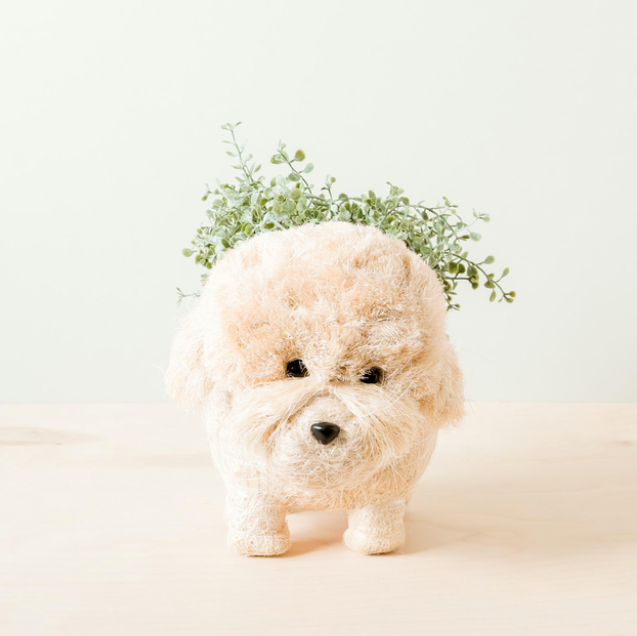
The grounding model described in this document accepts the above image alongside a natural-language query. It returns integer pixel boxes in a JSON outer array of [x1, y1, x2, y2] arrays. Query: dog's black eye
[[286, 359, 309, 378], [360, 367, 384, 384]]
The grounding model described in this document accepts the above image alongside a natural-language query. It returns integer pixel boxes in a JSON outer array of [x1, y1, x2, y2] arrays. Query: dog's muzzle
[[311, 422, 340, 445]]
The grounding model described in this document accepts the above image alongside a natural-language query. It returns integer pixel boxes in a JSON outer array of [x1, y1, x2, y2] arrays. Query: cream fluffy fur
[[166, 222, 464, 556]]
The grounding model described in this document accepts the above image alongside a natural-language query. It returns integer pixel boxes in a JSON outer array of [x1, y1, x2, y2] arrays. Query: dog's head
[[166, 222, 464, 489]]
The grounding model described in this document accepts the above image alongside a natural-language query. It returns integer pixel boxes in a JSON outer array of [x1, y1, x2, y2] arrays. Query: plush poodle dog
[[166, 222, 464, 555]]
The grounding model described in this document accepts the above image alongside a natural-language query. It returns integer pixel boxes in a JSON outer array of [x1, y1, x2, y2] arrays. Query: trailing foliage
[[179, 123, 515, 310]]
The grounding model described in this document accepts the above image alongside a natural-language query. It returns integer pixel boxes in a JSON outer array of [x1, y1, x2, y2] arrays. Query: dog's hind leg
[[225, 488, 290, 556], [343, 498, 406, 555]]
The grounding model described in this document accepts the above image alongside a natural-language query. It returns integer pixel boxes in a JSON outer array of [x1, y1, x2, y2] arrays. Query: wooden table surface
[[1, 403, 636, 635]]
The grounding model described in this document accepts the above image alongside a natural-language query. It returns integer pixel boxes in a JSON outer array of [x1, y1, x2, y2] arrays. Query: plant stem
[[230, 128, 255, 186], [285, 160, 313, 195], [453, 254, 508, 298]]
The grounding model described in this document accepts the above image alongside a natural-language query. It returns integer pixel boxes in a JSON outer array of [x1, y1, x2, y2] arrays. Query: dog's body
[[167, 222, 464, 555]]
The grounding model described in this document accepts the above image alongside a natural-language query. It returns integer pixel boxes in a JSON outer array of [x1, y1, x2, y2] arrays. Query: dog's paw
[[343, 527, 405, 555], [229, 530, 291, 557]]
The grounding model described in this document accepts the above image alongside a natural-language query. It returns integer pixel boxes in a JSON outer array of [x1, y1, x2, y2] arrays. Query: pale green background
[[1, 0, 635, 402]]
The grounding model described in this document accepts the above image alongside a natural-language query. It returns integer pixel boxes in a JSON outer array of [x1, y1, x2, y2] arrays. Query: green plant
[[179, 122, 515, 310]]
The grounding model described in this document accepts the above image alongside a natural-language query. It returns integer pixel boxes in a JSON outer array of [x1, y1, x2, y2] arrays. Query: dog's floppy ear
[[425, 341, 465, 428], [165, 313, 212, 413]]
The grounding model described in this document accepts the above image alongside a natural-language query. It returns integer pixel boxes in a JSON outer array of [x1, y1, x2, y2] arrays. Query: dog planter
[[166, 222, 464, 555]]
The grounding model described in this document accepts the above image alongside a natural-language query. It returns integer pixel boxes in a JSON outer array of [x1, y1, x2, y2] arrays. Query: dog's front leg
[[225, 489, 290, 556], [344, 499, 406, 554]]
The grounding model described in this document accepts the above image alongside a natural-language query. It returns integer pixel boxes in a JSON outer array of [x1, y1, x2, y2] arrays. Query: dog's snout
[[311, 422, 340, 445]]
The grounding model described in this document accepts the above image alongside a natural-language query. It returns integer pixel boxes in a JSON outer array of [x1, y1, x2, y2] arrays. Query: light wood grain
[[1, 403, 636, 635]]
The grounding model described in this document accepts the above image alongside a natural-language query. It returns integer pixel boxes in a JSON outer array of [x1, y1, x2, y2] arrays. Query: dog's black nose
[[311, 422, 340, 445]]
